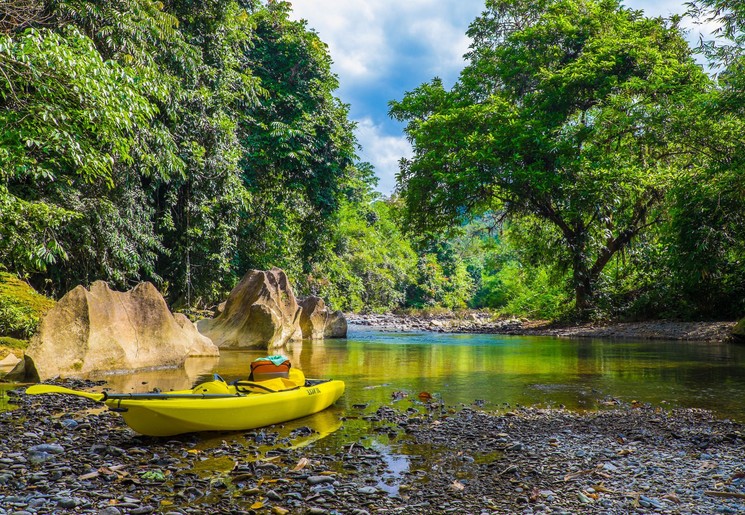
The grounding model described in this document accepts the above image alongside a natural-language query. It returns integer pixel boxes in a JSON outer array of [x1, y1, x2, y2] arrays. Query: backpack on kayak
[[249, 355, 291, 381]]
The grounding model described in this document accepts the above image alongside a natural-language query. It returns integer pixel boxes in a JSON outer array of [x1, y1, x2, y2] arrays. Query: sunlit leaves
[[391, 0, 712, 315], [0, 26, 156, 273]]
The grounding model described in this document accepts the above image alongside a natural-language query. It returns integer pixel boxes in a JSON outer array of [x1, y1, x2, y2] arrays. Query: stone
[[299, 296, 329, 340], [0, 353, 21, 368], [733, 317, 745, 342], [324, 310, 347, 339], [197, 268, 302, 349], [15, 281, 219, 381]]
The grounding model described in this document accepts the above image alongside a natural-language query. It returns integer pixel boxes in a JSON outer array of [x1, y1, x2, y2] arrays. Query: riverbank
[[347, 313, 738, 342], [1, 381, 744, 514]]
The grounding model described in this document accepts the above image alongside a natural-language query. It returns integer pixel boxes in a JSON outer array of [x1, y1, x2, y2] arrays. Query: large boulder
[[299, 296, 329, 340], [197, 268, 302, 349], [324, 310, 348, 339], [17, 281, 219, 381], [734, 317, 745, 342]]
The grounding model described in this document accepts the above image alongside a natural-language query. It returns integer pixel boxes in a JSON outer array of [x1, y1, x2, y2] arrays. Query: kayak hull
[[105, 380, 345, 436]]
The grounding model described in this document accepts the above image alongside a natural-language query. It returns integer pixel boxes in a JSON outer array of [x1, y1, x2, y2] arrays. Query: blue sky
[[289, 1, 716, 195]]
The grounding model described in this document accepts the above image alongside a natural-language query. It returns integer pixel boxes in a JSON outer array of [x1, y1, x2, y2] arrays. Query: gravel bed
[[1, 381, 744, 514], [347, 314, 737, 342]]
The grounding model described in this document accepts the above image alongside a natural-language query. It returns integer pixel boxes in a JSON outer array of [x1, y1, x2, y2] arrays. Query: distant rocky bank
[[347, 313, 738, 343]]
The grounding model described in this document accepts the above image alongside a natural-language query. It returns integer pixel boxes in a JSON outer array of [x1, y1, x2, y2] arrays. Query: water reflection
[[86, 356, 220, 392], [12, 328, 745, 421]]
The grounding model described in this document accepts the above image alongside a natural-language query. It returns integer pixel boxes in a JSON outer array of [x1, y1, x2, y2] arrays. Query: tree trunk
[[570, 233, 593, 317], [573, 267, 593, 316]]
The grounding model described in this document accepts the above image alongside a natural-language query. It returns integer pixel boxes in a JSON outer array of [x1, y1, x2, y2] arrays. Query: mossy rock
[[734, 318, 745, 342], [0, 272, 55, 339]]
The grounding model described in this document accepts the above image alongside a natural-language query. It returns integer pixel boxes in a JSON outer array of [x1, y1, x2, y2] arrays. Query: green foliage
[[0, 272, 55, 338], [0, 336, 27, 350], [390, 0, 712, 317], [304, 200, 418, 312], [0, 26, 157, 275], [236, 1, 358, 277], [406, 248, 475, 309]]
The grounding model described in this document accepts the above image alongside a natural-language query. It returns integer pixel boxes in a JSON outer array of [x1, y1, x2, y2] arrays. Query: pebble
[[1, 380, 744, 515], [307, 476, 335, 485]]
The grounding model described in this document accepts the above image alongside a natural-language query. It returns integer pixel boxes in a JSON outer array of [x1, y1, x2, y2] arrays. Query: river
[[3, 327, 745, 422]]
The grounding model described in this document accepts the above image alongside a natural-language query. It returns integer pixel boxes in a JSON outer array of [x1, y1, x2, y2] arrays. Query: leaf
[[662, 492, 681, 504], [529, 487, 540, 503], [291, 458, 309, 472], [250, 501, 264, 509], [450, 480, 465, 491]]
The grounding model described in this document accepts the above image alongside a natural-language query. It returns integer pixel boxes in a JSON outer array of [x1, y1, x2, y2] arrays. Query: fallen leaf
[[529, 487, 540, 503], [418, 391, 433, 401], [250, 501, 264, 509], [451, 480, 465, 491], [292, 458, 309, 472]]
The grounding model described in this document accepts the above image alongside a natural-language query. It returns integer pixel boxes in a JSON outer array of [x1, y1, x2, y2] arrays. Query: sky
[[288, 1, 717, 196]]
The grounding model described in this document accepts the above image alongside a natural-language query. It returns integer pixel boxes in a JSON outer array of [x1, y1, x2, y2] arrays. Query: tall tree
[[0, 25, 158, 279], [390, 0, 712, 315], [236, 1, 358, 277]]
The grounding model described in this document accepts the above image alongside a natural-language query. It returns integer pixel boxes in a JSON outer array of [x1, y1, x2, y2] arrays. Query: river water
[[4, 327, 745, 422]]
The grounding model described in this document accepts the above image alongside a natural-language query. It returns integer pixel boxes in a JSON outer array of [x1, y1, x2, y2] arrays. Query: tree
[[390, 0, 712, 315], [655, 0, 745, 317], [236, 1, 359, 277], [0, 26, 157, 277]]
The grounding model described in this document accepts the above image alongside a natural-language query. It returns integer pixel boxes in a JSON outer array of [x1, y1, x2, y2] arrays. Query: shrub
[[0, 272, 55, 339]]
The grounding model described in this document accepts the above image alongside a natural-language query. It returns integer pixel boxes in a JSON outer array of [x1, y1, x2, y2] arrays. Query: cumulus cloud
[[289, 0, 483, 87], [355, 117, 413, 196], [288, 1, 713, 195], [289, 0, 483, 194]]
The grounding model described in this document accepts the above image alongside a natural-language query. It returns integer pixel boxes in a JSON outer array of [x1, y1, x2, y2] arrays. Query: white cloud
[[289, 1, 483, 194], [289, 1, 389, 83], [355, 117, 412, 196], [289, 0, 482, 86], [289, 1, 719, 195]]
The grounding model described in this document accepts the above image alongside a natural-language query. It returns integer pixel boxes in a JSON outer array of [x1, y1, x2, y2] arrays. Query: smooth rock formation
[[324, 310, 348, 338], [197, 268, 302, 349], [16, 281, 219, 381], [299, 296, 329, 340], [0, 353, 21, 368], [0, 353, 21, 378]]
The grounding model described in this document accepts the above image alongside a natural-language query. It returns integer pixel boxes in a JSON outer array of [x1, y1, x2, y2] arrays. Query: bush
[[0, 272, 55, 339]]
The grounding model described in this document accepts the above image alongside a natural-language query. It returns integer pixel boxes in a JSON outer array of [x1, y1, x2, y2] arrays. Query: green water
[[6, 329, 745, 421]]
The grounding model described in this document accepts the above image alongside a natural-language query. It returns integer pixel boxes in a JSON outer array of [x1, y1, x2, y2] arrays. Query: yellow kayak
[[27, 370, 345, 437]]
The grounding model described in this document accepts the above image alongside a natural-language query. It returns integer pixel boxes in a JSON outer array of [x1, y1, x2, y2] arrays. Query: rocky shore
[[2, 381, 745, 514], [347, 313, 738, 342]]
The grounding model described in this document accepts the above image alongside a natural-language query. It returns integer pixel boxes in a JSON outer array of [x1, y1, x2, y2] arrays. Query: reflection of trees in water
[[81, 334, 745, 421]]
